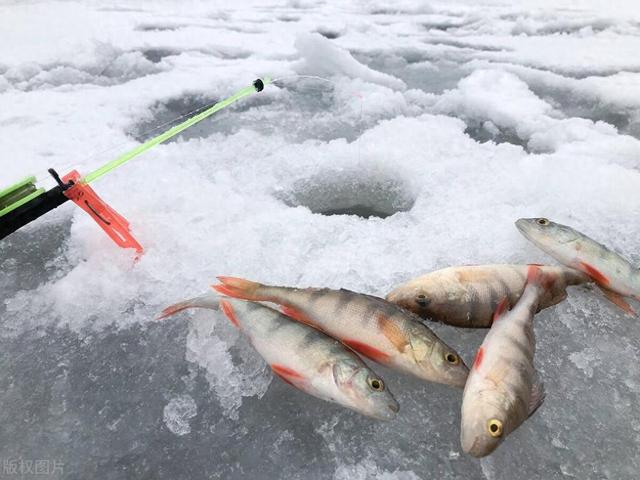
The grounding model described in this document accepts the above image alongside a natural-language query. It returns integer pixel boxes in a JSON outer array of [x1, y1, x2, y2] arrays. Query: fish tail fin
[[157, 292, 220, 320], [212, 276, 267, 301]]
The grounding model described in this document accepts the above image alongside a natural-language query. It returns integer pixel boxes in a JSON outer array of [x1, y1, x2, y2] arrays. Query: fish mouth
[[515, 219, 538, 242], [460, 429, 477, 456], [464, 438, 486, 458], [381, 399, 401, 419], [369, 402, 399, 421], [461, 434, 496, 458], [381, 400, 400, 419], [515, 218, 532, 235], [384, 290, 407, 309]]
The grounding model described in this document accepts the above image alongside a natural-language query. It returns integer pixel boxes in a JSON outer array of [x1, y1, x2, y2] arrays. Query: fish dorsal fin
[[528, 374, 546, 418], [492, 297, 510, 323]]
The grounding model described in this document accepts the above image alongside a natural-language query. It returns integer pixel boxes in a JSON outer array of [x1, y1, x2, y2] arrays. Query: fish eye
[[367, 377, 385, 392], [415, 294, 429, 307], [487, 419, 503, 437], [445, 353, 459, 365], [536, 218, 550, 226]]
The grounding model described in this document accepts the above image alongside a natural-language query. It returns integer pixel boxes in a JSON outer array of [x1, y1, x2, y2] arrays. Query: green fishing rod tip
[[83, 78, 272, 185], [253, 77, 272, 92]]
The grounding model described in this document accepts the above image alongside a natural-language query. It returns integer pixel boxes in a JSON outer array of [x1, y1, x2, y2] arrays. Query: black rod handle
[[0, 186, 70, 240]]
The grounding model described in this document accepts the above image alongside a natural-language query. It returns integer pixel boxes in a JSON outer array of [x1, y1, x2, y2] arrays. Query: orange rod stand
[[62, 170, 143, 254]]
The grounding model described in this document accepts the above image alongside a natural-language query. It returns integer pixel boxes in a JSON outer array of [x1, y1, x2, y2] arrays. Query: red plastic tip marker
[[62, 170, 143, 254]]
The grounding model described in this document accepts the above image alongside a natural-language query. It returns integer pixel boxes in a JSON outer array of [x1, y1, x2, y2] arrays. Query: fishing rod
[[0, 78, 271, 254]]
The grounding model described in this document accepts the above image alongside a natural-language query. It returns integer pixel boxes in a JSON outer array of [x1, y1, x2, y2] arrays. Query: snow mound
[[294, 33, 407, 90]]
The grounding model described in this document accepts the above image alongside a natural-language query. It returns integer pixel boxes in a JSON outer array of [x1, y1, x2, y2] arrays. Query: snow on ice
[[1, 0, 640, 478]]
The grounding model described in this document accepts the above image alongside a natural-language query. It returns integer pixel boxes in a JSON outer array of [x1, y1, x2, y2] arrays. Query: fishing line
[[34, 85, 258, 186]]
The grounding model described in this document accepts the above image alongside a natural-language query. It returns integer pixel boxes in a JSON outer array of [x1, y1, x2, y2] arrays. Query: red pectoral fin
[[598, 286, 636, 316], [492, 298, 510, 323], [343, 339, 391, 363], [219, 300, 240, 328], [271, 364, 306, 387], [473, 346, 485, 370], [273, 372, 295, 387], [579, 262, 610, 287]]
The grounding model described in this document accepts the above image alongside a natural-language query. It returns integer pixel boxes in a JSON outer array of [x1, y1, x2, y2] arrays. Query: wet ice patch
[[136, 22, 185, 32], [434, 69, 631, 153], [334, 458, 420, 480], [433, 69, 555, 151], [463, 120, 529, 150], [316, 26, 343, 39], [569, 347, 601, 378], [132, 93, 221, 143], [141, 48, 178, 64], [277, 15, 300, 22], [367, 2, 434, 15], [510, 15, 618, 36], [1, 44, 162, 91], [163, 394, 197, 436], [352, 49, 469, 94], [420, 14, 475, 32], [465, 61, 640, 145]]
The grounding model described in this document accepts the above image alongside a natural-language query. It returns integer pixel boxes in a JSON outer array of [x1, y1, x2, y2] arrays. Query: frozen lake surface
[[1, 0, 640, 478]]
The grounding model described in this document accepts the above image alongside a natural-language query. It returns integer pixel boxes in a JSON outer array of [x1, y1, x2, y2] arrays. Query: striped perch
[[158, 293, 399, 420], [517, 217, 640, 315], [212, 277, 469, 388], [386, 264, 589, 328], [460, 265, 548, 458]]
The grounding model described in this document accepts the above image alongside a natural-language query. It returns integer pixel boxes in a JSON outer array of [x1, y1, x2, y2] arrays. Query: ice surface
[[1, 1, 640, 479], [163, 394, 198, 436]]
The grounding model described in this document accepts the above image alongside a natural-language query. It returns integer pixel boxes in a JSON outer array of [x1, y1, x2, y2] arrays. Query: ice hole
[[278, 172, 415, 219]]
